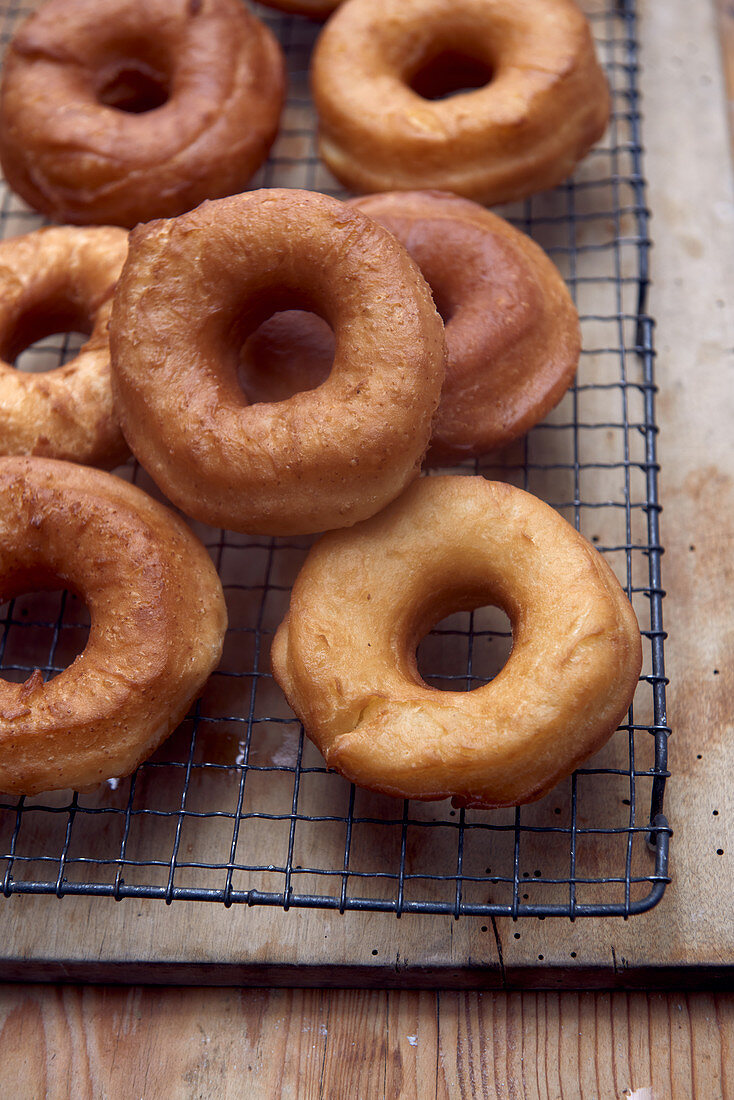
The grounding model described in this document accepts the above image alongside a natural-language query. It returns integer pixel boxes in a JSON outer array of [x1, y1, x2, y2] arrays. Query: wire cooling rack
[[0, 0, 669, 918]]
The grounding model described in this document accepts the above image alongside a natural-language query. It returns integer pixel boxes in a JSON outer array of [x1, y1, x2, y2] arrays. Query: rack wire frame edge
[[0, 0, 670, 920]]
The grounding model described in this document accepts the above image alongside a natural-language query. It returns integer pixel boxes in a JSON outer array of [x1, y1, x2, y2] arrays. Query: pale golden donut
[[0, 0, 285, 227], [242, 191, 580, 462], [311, 0, 610, 203], [272, 476, 642, 809], [109, 189, 446, 536], [0, 456, 227, 796], [0, 226, 129, 468], [256, 0, 341, 18]]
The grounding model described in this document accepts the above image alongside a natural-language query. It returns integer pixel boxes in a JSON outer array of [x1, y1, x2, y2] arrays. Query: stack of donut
[[0, 0, 641, 809]]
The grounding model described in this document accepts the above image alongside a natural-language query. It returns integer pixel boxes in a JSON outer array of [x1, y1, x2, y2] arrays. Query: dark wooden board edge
[[1, 960, 734, 991]]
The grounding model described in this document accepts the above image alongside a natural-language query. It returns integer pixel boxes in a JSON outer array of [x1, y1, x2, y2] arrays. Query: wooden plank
[[716, 0, 734, 158], [1, 987, 733, 1099], [492, 0, 734, 984], [0, 0, 732, 987]]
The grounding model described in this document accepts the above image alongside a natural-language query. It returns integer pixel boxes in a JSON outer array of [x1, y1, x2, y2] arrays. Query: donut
[[109, 189, 446, 536], [256, 0, 341, 18], [354, 192, 580, 461], [311, 0, 610, 203], [0, 456, 227, 796], [241, 191, 580, 462], [0, 0, 286, 227], [272, 476, 642, 809], [0, 226, 129, 468]]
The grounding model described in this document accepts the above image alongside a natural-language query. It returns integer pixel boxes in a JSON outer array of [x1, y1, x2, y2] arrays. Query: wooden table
[[2, 0, 734, 1094], [1, 987, 733, 1097]]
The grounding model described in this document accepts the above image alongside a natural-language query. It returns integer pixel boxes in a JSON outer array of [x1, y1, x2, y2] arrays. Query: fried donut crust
[[241, 191, 580, 462], [311, 0, 610, 203], [353, 192, 580, 462], [109, 189, 446, 536], [0, 226, 129, 468], [272, 476, 642, 809], [0, 456, 227, 796], [0, 0, 285, 227]]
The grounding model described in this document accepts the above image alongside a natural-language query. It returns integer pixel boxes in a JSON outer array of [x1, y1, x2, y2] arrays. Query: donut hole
[[408, 50, 494, 101], [97, 48, 171, 114], [12, 332, 89, 374], [0, 586, 90, 684], [426, 282, 457, 326], [4, 300, 92, 373], [98, 65, 170, 113], [416, 603, 512, 691], [238, 310, 335, 405]]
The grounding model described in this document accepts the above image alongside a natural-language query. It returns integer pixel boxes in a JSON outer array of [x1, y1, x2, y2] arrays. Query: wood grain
[[1, 987, 733, 1099], [716, 0, 734, 157]]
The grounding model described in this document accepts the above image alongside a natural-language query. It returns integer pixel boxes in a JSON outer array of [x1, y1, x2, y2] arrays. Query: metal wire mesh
[[0, 0, 669, 917]]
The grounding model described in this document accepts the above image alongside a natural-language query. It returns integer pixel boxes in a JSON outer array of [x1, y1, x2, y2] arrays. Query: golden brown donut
[[311, 0, 610, 203], [0, 0, 285, 227], [256, 0, 341, 18], [272, 476, 642, 809], [242, 191, 580, 462], [0, 226, 129, 469], [0, 456, 227, 796], [354, 192, 580, 462], [110, 189, 446, 536]]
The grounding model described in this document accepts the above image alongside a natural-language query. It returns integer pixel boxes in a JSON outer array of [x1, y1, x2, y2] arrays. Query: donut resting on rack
[[240, 190, 580, 463], [110, 189, 446, 536], [0, 0, 286, 227], [311, 0, 610, 204], [272, 476, 642, 809], [0, 226, 129, 468], [0, 457, 227, 796]]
